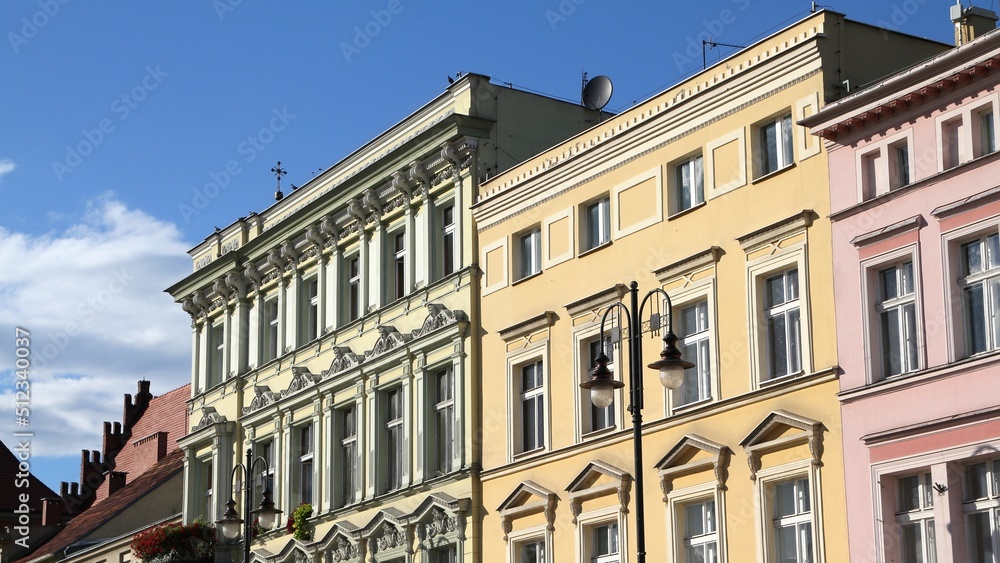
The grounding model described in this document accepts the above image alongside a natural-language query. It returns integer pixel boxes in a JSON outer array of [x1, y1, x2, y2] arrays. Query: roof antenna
[[271, 161, 287, 201], [702, 38, 748, 69]]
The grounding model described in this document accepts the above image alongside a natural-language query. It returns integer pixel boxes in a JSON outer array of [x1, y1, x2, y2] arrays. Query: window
[[441, 204, 456, 277], [207, 323, 224, 387], [201, 460, 213, 521], [389, 231, 406, 301], [675, 155, 705, 213], [676, 300, 711, 407], [345, 254, 361, 323], [943, 117, 963, 170], [299, 277, 319, 344], [591, 522, 620, 563], [891, 141, 911, 189], [960, 233, 1000, 355], [518, 539, 546, 563], [337, 406, 357, 507], [878, 262, 919, 377], [583, 196, 611, 251], [262, 298, 279, 362], [585, 336, 615, 433], [964, 459, 1000, 562], [297, 424, 313, 506], [432, 367, 455, 476], [772, 477, 814, 563], [517, 228, 541, 280], [976, 107, 996, 158], [860, 150, 880, 200], [764, 269, 801, 380], [255, 440, 275, 497], [431, 546, 457, 563], [758, 114, 794, 176], [385, 387, 404, 492], [520, 361, 545, 453], [682, 499, 718, 563], [896, 472, 936, 563]]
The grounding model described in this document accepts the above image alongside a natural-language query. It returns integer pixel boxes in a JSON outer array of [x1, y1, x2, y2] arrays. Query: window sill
[[752, 162, 796, 184], [667, 201, 706, 221], [579, 240, 612, 258], [512, 271, 543, 286], [759, 370, 804, 387], [512, 446, 547, 462], [582, 426, 617, 440], [671, 397, 713, 414]]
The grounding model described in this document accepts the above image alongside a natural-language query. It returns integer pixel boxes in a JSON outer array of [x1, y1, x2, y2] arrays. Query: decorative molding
[[565, 461, 633, 521], [364, 326, 410, 360], [497, 481, 559, 541], [374, 525, 405, 552], [281, 367, 321, 397], [423, 507, 458, 539], [740, 410, 825, 481], [736, 210, 816, 252], [323, 346, 363, 377], [653, 246, 723, 282], [329, 536, 359, 562], [850, 215, 923, 248], [655, 434, 731, 497], [192, 406, 226, 432], [498, 311, 558, 343], [564, 284, 628, 318], [242, 385, 281, 415], [410, 303, 462, 339]]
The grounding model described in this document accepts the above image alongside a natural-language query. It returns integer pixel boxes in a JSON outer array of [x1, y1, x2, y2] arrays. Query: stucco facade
[[806, 25, 1000, 563], [166, 74, 603, 563], [472, 10, 946, 563]]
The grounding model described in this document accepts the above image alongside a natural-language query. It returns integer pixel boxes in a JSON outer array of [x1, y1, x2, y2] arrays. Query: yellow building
[[471, 11, 946, 563], [166, 74, 601, 562]]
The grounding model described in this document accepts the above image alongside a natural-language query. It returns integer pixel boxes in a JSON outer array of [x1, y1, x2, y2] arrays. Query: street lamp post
[[579, 281, 693, 563], [215, 447, 283, 563]]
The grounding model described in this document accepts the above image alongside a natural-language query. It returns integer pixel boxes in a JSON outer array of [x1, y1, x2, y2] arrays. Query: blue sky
[[0, 0, 963, 491]]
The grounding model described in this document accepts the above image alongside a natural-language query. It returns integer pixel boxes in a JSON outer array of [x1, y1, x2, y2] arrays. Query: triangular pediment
[[740, 410, 824, 449], [314, 522, 361, 555], [565, 460, 630, 494], [497, 480, 557, 512], [655, 434, 727, 471]]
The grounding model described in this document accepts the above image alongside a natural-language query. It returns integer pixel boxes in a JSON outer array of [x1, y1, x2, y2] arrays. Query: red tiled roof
[[16, 448, 184, 563], [0, 439, 57, 513], [110, 384, 189, 488]]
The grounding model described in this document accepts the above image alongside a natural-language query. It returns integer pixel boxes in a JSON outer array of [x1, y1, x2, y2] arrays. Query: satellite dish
[[582, 75, 613, 111]]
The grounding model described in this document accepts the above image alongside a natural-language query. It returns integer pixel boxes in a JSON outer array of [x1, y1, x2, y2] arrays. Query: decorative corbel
[[347, 197, 366, 223], [280, 240, 300, 267], [191, 291, 210, 318], [181, 296, 199, 321], [659, 474, 672, 502], [808, 428, 824, 468], [746, 450, 761, 482], [569, 498, 581, 525], [305, 224, 326, 249], [390, 170, 413, 199], [544, 494, 557, 532], [362, 188, 382, 217], [501, 515, 512, 542], [408, 161, 430, 197], [715, 448, 731, 491], [225, 270, 247, 300], [319, 215, 339, 245], [243, 261, 262, 291], [267, 248, 286, 272], [617, 474, 632, 516]]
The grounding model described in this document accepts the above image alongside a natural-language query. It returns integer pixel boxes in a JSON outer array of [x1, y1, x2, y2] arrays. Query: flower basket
[[131, 521, 215, 563]]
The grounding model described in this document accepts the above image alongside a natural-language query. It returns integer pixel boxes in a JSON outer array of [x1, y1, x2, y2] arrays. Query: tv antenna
[[581, 73, 613, 112], [702, 38, 747, 69], [271, 161, 287, 201]]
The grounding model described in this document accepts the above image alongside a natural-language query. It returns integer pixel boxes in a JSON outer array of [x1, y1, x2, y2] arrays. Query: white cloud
[[0, 159, 15, 180], [0, 194, 192, 459]]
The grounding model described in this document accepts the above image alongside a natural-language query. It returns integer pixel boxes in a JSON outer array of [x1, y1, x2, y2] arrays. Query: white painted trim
[[543, 207, 575, 268], [665, 482, 728, 563], [611, 166, 663, 239], [482, 237, 509, 296], [859, 243, 923, 384], [706, 127, 747, 199]]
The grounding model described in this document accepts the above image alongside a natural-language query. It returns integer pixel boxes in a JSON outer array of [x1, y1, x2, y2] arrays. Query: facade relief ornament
[[225, 270, 248, 299], [192, 406, 227, 432], [374, 525, 405, 552], [391, 170, 413, 199], [282, 367, 321, 397], [411, 303, 461, 338], [280, 240, 300, 269], [330, 536, 358, 562], [362, 188, 382, 221], [242, 385, 280, 415], [423, 508, 457, 539], [408, 161, 430, 197], [267, 249, 287, 274], [181, 296, 199, 321], [323, 347, 363, 377], [319, 216, 339, 246], [212, 277, 232, 302], [364, 326, 410, 360]]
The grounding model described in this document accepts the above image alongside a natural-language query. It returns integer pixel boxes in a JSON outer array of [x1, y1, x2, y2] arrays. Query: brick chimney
[[106, 471, 127, 496], [41, 498, 65, 527], [123, 380, 153, 431], [133, 431, 168, 476], [952, 3, 998, 46]]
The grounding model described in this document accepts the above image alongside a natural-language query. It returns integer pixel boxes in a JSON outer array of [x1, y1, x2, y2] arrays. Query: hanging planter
[[131, 520, 216, 563]]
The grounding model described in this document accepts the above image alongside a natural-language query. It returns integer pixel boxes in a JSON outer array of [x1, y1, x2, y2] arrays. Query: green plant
[[289, 503, 313, 541], [130, 520, 215, 563]]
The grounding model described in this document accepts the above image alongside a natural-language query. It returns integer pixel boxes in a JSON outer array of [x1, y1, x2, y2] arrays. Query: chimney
[[106, 471, 128, 496], [41, 498, 65, 526], [952, 2, 998, 46]]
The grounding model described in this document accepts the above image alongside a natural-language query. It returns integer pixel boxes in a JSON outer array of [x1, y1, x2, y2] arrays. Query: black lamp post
[[579, 281, 694, 563], [215, 447, 283, 563]]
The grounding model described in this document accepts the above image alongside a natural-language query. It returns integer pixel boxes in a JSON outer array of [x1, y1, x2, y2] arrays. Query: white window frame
[[516, 227, 542, 281], [430, 365, 455, 477], [672, 153, 705, 215], [334, 403, 358, 508], [973, 102, 997, 159], [582, 195, 611, 252], [667, 481, 727, 563], [262, 296, 279, 363], [344, 252, 361, 323], [576, 506, 625, 563], [255, 439, 276, 499], [877, 260, 920, 378], [506, 341, 550, 461], [439, 202, 457, 278], [762, 268, 802, 381], [295, 423, 314, 507], [895, 471, 937, 563], [520, 360, 545, 454], [508, 525, 550, 563], [383, 386, 405, 493], [299, 275, 319, 345], [755, 113, 794, 178], [747, 244, 812, 389], [962, 457, 1000, 561], [861, 245, 923, 383], [853, 130, 915, 201], [387, 228, 406, 302], [207, 322, 224, 387], [959, 231, 1000, 357], [674, 299, 712, 409], [754, 460, 824, 563]]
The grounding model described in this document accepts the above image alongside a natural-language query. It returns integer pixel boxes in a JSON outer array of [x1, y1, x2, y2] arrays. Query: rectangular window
[[860, 150, 880, 200], [433, 367, 455, 476], [202, 460, 213, 521], [592, 522, 619, 563], [759, 114, 794, 176], [961, 233, 1000, 355], [773, 477, 814, 563], [764, 269, 802, 380], [339, 406, 357, 506], [943, 117, 962, 170], [519, 540, 545, 563], [517, 228, 542, 280], [255, 440, 275, 497], [975, 108, 996, 158], [892, 142, 911, 190], [586, 336, 615, 433], [521, 361, 545, 452], [300, 277, 319, 344], [683, 499, 718, 563], [298, 424, 313, 506], [964, 459, 1000, 563], [389, 231, 406, 301], [896, 472, 936, 563], [263, 298, 279, 362], [346, 254, 361, 323], [208, 323, 224, 387], [385, 388, 404, 492], [676, 300, 711, 407], [441, 204, 456, 277], [676, 155, 705, 212], [432, 546, 457, 563], [878, 262, 919, 378], [584, 196, 611, 251]]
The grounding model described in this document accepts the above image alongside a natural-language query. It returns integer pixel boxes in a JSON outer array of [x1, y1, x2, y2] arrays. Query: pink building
[[804, 11, 1000, 563]]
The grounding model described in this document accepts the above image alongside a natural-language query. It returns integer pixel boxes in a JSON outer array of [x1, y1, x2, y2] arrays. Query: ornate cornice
[[242, 385, 281, 416]]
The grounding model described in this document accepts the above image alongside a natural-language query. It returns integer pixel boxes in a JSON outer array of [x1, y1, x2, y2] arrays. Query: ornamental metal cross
[[271, 161, 287, 200]]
